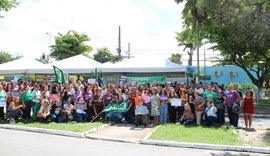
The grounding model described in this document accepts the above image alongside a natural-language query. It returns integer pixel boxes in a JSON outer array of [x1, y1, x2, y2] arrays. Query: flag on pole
[[53, 65, 66, 84]]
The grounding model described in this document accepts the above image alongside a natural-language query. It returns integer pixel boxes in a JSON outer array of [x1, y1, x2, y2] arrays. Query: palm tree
[[175, 0, 208, 82]]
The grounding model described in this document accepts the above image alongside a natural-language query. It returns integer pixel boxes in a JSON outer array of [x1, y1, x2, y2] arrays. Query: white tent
[[0, 58, 52, 75], [50, 54, 102, 74], [100, 55, 186, 73]]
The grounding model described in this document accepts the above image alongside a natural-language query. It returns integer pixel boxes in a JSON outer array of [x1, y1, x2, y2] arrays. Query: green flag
[[53, 65, 65, 84], [102, 100, 129, 113]]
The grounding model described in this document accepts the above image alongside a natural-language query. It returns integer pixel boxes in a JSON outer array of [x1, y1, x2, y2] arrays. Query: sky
[[0, 0, 218, 66]]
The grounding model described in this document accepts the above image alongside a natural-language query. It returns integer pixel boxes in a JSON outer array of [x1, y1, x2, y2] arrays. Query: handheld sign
[[0, 99, 6, 107], [171, 98, 182, 107]]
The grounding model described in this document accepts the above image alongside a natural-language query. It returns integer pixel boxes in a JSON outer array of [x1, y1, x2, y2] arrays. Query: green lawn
[[8, 121, 103, 133], [149, 124, 242, 146], [257, 98, 270, 107]]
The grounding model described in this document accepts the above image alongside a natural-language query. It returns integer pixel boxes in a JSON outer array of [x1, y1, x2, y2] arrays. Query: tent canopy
[[50, 54, 102, 74], [100, 55, 186, 73], [0, 58, 52, 74]]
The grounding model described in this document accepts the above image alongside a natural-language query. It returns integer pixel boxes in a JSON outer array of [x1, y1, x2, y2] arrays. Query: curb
[[83, 124, 109, 135], [86, 135, 140, 143], [142, 125, 160, 140], [140, 140, 270, 154], [0, 124, 84, 138]]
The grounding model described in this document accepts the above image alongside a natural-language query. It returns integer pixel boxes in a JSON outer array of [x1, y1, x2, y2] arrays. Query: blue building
[[195, 65, 255, 86]]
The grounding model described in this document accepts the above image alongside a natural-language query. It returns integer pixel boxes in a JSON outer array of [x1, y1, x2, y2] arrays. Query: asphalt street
[[0, 129, 268, 156]]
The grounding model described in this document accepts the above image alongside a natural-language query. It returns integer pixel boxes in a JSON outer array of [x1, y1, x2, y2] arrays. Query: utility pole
[[196, 20, 200, 83], [117, 26, 121, 57], [127, 42, 131, 59]]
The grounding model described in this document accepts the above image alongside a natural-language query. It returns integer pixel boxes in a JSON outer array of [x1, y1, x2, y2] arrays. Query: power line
[[15, 4, 65, 30]]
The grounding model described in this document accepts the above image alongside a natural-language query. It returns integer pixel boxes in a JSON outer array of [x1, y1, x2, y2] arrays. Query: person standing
[[193, 92, 205, 125], [150, 87, 160, 125], [32, 84, 42, 121], [0, 85, 7, 120], [21, 85, 33, 121], [214, 90, 226, 126], [159, 89, 168, 124], [242, 90, 256, 129], [225, 85, 240, 127], [233, 84, 243, 127]]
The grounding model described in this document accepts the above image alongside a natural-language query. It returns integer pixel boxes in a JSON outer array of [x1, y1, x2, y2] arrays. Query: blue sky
[[0, 0, 217, 65]]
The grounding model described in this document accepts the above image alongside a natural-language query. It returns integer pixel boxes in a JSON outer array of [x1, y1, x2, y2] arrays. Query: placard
[[88, 79, 96, 84], [0, 100, 6, 107], [171, 98, 182, 107], [10, 90, 21, 97], [50, 94, 60, 102]]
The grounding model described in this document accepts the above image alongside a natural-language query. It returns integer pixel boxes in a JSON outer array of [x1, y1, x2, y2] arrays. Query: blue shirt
[[135, 106, 148, 115]]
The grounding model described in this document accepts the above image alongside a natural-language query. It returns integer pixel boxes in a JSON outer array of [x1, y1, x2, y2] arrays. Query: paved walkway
[[238, 117, 270, 130], [85, 124, 155, 143]]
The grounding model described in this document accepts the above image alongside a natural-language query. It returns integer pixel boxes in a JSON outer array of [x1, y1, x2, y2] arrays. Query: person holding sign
[[168, 88, 179, 123], [0, 85, 7, 120], [135, 100, 150, 127]]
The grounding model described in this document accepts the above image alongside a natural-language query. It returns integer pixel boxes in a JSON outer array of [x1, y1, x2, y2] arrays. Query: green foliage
[[149, 124, 241, 146], [175, 0, 270, 90], [0, 51, 22, 64], [0, 0, 17, 18], [93, 47, 114, 63], [36, 52, 50, 64], [50, 30, 93, 60], [169, 53, 183, 64]]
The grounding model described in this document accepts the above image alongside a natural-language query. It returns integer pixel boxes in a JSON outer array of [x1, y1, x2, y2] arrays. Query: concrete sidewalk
[[85, 123, 155, 143]]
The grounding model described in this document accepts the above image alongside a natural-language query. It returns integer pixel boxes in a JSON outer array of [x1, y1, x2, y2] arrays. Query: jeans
[[107, 112, 123, 122], [216, 109, 225, 125], [75, 112, 88, 122], [50, 114, 62, 123], [160, 104, 168, 124], [8, 109, 22, 119]]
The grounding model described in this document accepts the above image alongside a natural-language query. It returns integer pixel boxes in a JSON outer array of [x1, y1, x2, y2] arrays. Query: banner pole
[[90, 111, 103, 123]]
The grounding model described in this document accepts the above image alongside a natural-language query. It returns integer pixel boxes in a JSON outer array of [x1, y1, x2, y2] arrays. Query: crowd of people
[[0, 79, 256, 129]]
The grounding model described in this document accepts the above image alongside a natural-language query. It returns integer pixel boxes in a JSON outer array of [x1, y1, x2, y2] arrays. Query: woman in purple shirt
[[225, 85, 240, 127]]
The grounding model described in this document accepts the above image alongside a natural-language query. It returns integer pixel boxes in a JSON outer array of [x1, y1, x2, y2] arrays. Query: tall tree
[[0, 51, 22, 64], [50, 30, 93, 60], [176, 0, 270, 92], [169, 53, 183, 65], [0, 0, 16, 18], [93, 47, 114, 63]]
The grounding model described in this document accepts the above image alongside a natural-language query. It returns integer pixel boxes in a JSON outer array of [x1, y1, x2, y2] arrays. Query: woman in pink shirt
[[143, 89, 151, 112]]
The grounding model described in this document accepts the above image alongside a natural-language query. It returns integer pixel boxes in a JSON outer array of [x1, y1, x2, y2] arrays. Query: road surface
[[0, 129, 267, 156]]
